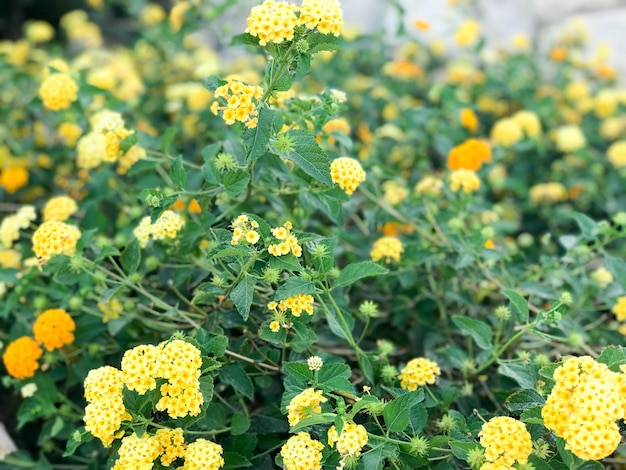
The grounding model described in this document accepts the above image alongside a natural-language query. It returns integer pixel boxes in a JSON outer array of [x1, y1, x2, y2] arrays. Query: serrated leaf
[[451, 316, 493, 350], [160, 127, 178, 154], [223, 170, 250, 198], [284, 130, 332, 185], [120, 239, 141, 274], [597, 345, 626, 372], [504, 388, 545, 412], [361, 443, 399, 470], [334, 261, 388, 289], [120, 132, 137, 153], [204, 76, 227, 91], [408, 404, 428, 434], [498, 362, 538, 389], [243, 107, 279, 162], [231, 275, 255, 320], [220, 365, 254, 398], [565, 211, 598, 239], [274, 277, 315, 300], [449, 441, 480, 461], [383, 390, 424, 433], [318, 363, 354, 394], [502, 289, 529, 323], [169, 155, 186, 189], [282, 362, 313, 387]]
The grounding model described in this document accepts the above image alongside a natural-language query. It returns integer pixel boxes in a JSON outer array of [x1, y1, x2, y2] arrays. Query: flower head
[[43, 196, 78, 222], [33, 309, 75, 351], [39, 73, 78, 111], [370, 236, 404, 264], [399, 357, 441, 390], [479, 416, 532, 467], [331, 157, 366, 195], [328, 422, 368, 456], [2, 337, 43, 379], [286, 388, 327, 426], [182, 438, 224, 470], [449, 169, 480, 193], [280, 432, 324, 470], [246, 0, 299, 46], [32, 221, 81, 263], [298, 0, 344, 36], [447, 139, 492, 171]]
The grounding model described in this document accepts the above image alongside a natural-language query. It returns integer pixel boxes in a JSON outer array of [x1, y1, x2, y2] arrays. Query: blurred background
[[0, 0, 624, 80]]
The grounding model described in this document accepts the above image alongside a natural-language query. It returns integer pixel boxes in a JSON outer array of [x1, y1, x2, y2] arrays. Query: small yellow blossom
[[449, 169, 480, 193], [39, 74, 78, 111], [399, 357, 441, 390], [286, 388, 327, 426], [330, 157, 366, 195]]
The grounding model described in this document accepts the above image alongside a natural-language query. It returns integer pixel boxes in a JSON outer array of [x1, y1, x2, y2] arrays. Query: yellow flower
[[77, 131, 107, 170], [512, 34, 529, 50], [298, 0, 343, 36], [212, 80, 263, 128], [170, 1, 191, 32], [0, 167, 29, 194], [98, 298, 124, 323], [32, 221, 81, 263], [529, 182, 567, 204], [328, 422, 368, 456], [479, 417, 531, 467], [111, 433, 161, 470], [33, 309, 75, 351], [133, 211, 185, 248], [414, 175, 443, 196], [455, 20, 480, 47], [0, 249, 21, 269], [512, 110, 541, 137], [43, 196, 78, 222], [554, 125, 586, 153], [399, 357, 441, 390], [460, 108, 479, 133], [155, 428, 187, 466], [382, 181, 409, 205], [25, 21, 55, 43], [607, 141, 626, 168], [611, 297, 626, 322], [2, 336, 43, 380], [246, 0, 299, 46], [286, 388, 327, 426], [280, 433, 324, 470], [449, 169, 480, 193], [182, 439, 224, 470], [370, 236, 404, 264], [58, 122, 83, 147], [414, 19, 430, 31], [592, 267, 613, 289], [330, 157, 366, 195], [490, 118, 523, 147], [140, 3, 166, 25], [269, 222, 302, 257], [39, 73, 78, 111]]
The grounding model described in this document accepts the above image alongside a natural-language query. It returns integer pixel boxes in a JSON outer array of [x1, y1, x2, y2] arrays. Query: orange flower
[[33, 308, 76, 351], [0, 167, 29, 194], [414, 19, 430, 31], [447, 139, 492, 171], [3, 337, 43, 379], [550, 46, 567, 62]]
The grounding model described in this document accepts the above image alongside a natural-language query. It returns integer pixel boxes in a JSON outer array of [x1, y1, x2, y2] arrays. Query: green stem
[[476, 322, 538, 374]]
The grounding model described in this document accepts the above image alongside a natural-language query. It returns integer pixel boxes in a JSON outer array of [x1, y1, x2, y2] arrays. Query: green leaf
[[408, 404, 428, 434], [120, 132, 137, 153], [383, 390, 424, 433], [223, 170, 250, 198], [361, 443, 399, 470], [230, 33, 260, 47], [318, 363, 353, 394], [63, 428, 93, 457], [334, 261, 388, 289], [520, 406, 544, 425], [160, 127, 179, 155], [243, 107, 279, 162], [597, 345, 626, 372], [504, 388, 545, 412], [169, 155, 187, 189], [204, 76, 228, 91], [231, 275, 255, 320], [283, 130, 332, 185], [120, 239, 141, 274], [289, 412, 336, 432], [282, 362, 313, 387], [498, 362, 538, 389], [222, 452, 253, 469], [451, 316, 493, 350], [230, 412, 251, 436], [449, 441, 480, 461], [220, 365, 254, 398], [199, 376, 214, 404], [290, 322, 318, 353], [325, 304, 354, 341], [273, 277, 315, 301], [605, 254, 626, 288], [202, 143, 221, 163], [565, 211, 598, 239], [502, 289, 529, 323]]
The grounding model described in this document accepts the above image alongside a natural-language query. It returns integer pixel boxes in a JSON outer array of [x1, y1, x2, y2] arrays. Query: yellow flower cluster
[[328, 422, 368, 456], [455, 20, 480, 47], [211, 80, 263, 128], [43, 195, 78, 222], [298, 0, 344, 36], [84, 366, 131, 447], [370, 236, 404, 264], [121, 344, 161, 394], [182, 438, 225, 470], [542, 356, 624, 460], [2, 336, 43, 380], [398, 357, 441, 391], [269, 293, 315, 318], [280, 432, 324, 470], [529, 182, 567, 204], [0, 249, 21, 269], [449, 169, 480, 193], [330, 157, 366, 195], [591, 266, 613, 289], [286, 388, 327, 426], [512, 110, 542, 137], [612, 297, 626, 334], [447, 138, 492, 171], [460, 108, 479, 133], [382, 181, 409, 205], [39, 73, 78, 111], [33, 309, 75, 351], [478, 416, 532, 468], [0, 205, 36, 248], [554, 125, 587, 153], [231, 214, 260, 245], [98, 298, 123, 323], [92, 110, 134, 162], [490, 118, 523, 147], [415, 175, 443, 196], [268, 221, 302, 257], [111, 433, 161, 470], [32, 221, 82, 264], [133, 210, 185, 248], [246, 0, 299, 46], [155, 428, 187, 466], [607, 140, 626, 168]]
